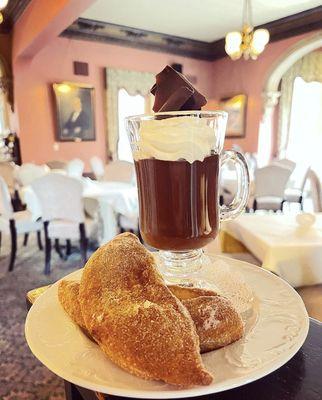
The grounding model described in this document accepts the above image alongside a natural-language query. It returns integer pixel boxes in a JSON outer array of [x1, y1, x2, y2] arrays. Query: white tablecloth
[[20, 179, 138, 245], [83, 180, 138, 244], [221, 213, 322, 287]]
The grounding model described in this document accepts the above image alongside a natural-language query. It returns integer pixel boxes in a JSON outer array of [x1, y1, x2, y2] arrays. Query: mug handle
[[220, 150, 250, 221]]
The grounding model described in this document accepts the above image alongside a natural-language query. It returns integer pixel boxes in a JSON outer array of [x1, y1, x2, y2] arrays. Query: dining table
[[221, 212, 322, 287], [20, 178, 139, 244], [82, 179, 138, 244], [26, 287, 322, 400]]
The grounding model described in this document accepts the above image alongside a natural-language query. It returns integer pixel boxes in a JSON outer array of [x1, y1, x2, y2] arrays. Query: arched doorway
[[257, 31, 322, 166]]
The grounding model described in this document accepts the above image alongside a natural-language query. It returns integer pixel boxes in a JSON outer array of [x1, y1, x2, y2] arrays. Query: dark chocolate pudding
[[135, 155, 219, 251]]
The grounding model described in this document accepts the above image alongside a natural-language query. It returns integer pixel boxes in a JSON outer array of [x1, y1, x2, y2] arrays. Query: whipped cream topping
[[134, 116, 216, 163]]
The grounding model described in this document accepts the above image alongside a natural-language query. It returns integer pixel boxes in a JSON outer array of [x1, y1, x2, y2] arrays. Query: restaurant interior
[[1, 0, 322, 399]]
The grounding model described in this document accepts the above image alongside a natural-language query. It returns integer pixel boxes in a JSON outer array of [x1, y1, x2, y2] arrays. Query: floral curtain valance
[[105, 68, 154, 160], [278, 51, 322, 156]]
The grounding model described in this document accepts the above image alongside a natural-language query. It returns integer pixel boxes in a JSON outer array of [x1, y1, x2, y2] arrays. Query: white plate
[[25, 255, 309, 398]]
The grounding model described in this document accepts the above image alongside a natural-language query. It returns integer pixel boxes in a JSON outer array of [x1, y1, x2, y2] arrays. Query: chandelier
[[225, 0, 269, 60], [0, 0, 8, 24]]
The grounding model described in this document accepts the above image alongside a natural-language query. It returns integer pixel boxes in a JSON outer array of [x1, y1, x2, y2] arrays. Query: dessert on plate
[[58, 233, 244, 387]]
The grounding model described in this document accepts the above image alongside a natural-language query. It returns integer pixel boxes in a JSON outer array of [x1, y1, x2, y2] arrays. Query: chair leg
[[23, 233, 29, 246], [66, 239, 71, 257], [253, 199, 257, 212], [0, 231, 2, 254], [8, 220, 17, 272], [54, 239, 65, 260], [280, 200, 285, 212], [44, 221, 51, 275], [37, 231, 43, 250], [79, 223, 87, 266], [299, 196, 304, 211]]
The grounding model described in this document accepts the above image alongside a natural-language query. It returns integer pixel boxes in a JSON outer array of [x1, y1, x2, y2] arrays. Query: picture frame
[[219, 94, 247, 138], [52, 82, 96, 142]]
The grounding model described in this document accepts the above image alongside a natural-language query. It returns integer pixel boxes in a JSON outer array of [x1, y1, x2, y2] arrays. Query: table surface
[[222, 213, 322, 247], [221, 213, 322, 288], [65, 319, 321, 400]]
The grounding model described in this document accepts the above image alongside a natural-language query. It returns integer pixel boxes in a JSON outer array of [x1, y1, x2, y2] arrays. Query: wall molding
[[61, 6, 322, 61], [61, 18, 213, 60]]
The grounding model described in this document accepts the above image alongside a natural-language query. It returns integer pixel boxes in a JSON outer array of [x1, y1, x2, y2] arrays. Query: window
[[287, 77, 322, 177], [117, 88, 145, 162]]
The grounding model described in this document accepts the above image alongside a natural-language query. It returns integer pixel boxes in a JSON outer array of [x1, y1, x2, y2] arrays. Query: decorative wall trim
[[0, 0, 31, 33], [61, 18, 212, 60], [61, 6, 322, 61]]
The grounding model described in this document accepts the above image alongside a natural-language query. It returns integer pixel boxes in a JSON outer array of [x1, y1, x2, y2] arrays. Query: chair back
[[0, 162, 18, 193], [66, 158, 84, 179], [46, 160, 67, 170], [31, 173, 85, 223], [289, 165, 311, 192], [104, 160, 134, 183], [90, 156, 105, 180], [254, 165, 292, 198], [307, 169, 322, 212], [16, 163, 49, 187], [0, 176, 13, 218], [272, 158, 296, 172]]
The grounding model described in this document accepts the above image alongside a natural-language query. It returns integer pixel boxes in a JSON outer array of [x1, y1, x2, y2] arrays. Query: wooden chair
[[31, 173, 97, 274], [0, 176, 42, 271]]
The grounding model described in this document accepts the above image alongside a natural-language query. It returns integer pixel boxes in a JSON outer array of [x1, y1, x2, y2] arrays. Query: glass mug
[[126, 111, 249, 284]]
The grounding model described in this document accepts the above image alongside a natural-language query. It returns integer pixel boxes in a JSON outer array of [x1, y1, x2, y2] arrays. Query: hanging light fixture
[[225, 0, 269, 60], [0, 0, 9, 24]]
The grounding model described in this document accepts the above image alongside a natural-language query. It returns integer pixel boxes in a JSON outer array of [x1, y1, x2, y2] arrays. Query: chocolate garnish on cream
[[151, 65, 207, 112], [133, 66, 217, 163]]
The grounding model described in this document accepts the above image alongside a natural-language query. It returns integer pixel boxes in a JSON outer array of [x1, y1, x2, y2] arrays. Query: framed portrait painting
[[53, 82, 96, 142], [219, 94, 247, 138]]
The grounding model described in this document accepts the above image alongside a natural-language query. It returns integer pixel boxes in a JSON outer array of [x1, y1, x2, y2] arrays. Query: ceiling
[[82, 0, 322, 43]]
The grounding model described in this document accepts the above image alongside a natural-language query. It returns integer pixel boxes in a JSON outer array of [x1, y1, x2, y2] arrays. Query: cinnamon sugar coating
[[78, 233, 212, 386], [183, 296, 244, 353], [58, 280, 87, 330]]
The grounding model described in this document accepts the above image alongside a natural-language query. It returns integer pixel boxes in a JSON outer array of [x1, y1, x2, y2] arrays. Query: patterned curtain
[[105, 68, 154, 160], [278, 51, 322, 157]]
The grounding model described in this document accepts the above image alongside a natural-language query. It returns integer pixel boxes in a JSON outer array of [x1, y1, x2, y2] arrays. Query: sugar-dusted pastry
[[58, 281, 217, 328], [78, 232, 212, 387], [182, 296, 244, 353], [59, 279, 242, 355], [58, 280, 87, 330]]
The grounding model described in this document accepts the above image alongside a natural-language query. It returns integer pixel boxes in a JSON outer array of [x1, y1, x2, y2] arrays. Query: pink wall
[[14, 30, 318, 167], [14, 37, 214, 168], [210, 32, 316, 152]]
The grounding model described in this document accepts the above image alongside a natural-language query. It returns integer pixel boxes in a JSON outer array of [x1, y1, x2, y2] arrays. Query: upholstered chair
[[253, 165, 292, 212], [66, 158, 84, 179], [15, 163, 50, 187], [90, 156, 105, 180], [31, 173, 97, 274], [0, 176, 42, 271]]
